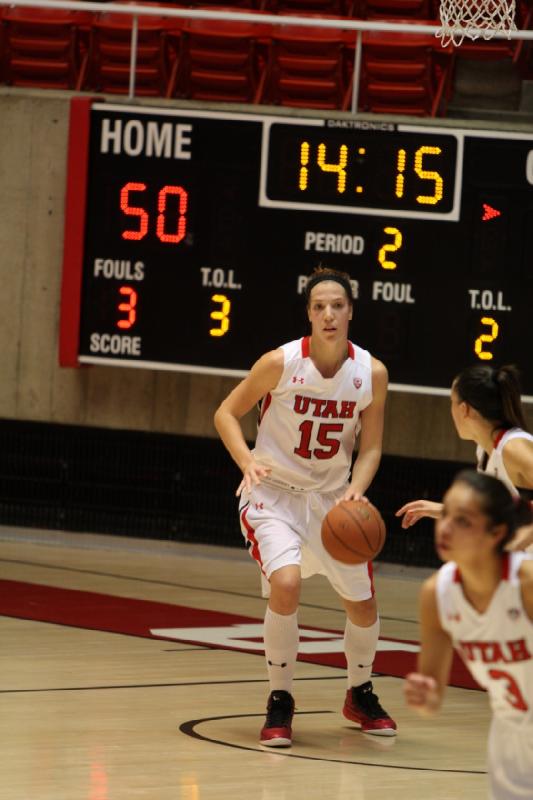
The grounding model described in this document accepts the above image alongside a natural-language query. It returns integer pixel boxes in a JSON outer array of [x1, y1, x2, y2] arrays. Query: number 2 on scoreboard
[[474, 316, 499, 361]]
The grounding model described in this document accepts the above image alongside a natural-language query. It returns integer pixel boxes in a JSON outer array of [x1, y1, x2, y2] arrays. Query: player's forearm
[[214, 410, 254, 473], [350, 448, 382, 495]]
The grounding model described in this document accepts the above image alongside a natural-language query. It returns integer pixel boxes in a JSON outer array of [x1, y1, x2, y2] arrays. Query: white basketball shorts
[[488, 718, 533, 799], [238, 482, 374, 602]]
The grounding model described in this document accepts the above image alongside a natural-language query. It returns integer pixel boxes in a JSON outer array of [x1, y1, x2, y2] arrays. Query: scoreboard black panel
[[59, 99, 533, 395]]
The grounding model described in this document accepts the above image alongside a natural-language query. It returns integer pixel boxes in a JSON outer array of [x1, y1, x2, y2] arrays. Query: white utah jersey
[[476, 428, 533, 496], [253, 337, 373, 492], [436, 552, 533, 728]]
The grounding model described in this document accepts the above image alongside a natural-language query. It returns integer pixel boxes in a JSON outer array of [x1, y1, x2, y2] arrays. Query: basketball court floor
[[1, 526, 491, 799]]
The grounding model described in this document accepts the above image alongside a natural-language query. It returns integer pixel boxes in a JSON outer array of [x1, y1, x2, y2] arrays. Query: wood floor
[[0, 526, 491, 800]]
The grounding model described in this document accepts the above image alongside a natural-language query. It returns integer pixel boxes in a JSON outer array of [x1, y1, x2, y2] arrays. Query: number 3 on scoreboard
[[474, 316, 499, 361], [210, 294, 231, 337]]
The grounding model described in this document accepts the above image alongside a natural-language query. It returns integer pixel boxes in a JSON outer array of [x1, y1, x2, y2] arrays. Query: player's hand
[[395, 500, 443, 529], [236, 460, 271, 496], [404, 672, 441, 716], [339, 486, 368, 504], [506, 522, 533, 552]]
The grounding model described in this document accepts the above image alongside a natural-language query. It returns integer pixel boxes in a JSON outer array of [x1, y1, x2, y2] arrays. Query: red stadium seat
[[87, 6, 177, 96], [264, 21, 352, 110], [356, 27, 454, 115], [265, 0, 353, 15], [1, 6, 92, 90], [357, 0, 434, 19], [188, 0, 262, 7], [167, 12, 270, 103]]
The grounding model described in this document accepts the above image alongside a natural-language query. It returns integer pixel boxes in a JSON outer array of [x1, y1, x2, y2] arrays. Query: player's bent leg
[[260, 565, 300, 747], [341, 596, 397, 737], [268, 564, 301, 615]]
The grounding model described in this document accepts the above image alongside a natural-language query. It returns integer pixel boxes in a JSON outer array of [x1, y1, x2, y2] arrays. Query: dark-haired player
[[405, 469, 533, 799], [214, 266, 395, 746]]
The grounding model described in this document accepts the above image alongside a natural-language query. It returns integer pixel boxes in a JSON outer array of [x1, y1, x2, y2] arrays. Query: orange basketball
[[321, 500, 386, 564]]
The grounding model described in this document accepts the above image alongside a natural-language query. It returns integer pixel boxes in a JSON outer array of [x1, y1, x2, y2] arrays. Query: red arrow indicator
[[482, 203, 501, 221]]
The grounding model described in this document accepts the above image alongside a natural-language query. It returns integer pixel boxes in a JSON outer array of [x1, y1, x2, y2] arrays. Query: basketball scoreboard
[[60, 98, 533, 394]]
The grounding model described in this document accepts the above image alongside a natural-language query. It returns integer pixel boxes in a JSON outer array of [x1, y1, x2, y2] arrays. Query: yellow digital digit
[[395, 149, 406, 198], [210, 294, 231, 337], [299, 141, 310, 191], [415, 146, 444, 205], [474, 316, 499, 361], [317, 142, 348, 194], [378, 227, 403, 270]]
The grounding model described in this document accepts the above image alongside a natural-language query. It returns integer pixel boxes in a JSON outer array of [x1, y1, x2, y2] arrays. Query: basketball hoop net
[[436, 0, 517, 47]]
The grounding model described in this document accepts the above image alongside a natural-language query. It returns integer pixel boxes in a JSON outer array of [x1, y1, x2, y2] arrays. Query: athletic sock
[[264, 606, 299, 693], [344, 617, 379, 688]]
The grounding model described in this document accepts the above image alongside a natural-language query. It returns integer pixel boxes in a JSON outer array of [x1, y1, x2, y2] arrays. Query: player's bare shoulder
[[419, 572, 442, 625], [370, 355, 388, 398], [421, 571, 439, 598], [370, 355, 388, 382], [248, 347, 285, 391], [252, 347, 284, 374], [518, 558, 533, 621]]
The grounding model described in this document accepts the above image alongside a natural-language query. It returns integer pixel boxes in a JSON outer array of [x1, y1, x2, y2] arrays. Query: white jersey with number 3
[[252, 337, 373, 493], [436, 552, 533, 726], [436, 552, 533, 799]]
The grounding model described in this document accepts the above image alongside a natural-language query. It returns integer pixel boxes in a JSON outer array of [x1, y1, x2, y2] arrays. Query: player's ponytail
[[495, 365, 529, 431]]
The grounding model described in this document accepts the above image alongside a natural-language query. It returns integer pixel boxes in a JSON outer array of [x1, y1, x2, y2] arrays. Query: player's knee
[[344, 596, 377, 626], [269, 566, 301, 610]]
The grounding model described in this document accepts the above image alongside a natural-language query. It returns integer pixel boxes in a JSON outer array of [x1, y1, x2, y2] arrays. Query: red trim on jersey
[[260, 392, 272, 421], [301, 336, 354, 359], [367, 560, 375, 597], [501, 552, 510, 580], [493, 429, 509, 449], [454, 566, 462, 583], [240, 506, 266, 575]]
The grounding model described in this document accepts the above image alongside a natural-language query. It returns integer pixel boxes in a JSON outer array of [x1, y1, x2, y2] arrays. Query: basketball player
[[214, 266, 396, 746], [404, 470, 533, 799], [396, 365, 533, 550]]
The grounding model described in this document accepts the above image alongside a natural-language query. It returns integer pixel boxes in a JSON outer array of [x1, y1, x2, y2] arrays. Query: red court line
[[0, 579, 479, 690]]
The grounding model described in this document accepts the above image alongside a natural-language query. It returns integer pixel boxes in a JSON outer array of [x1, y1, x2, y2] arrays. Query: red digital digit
[[117, 286, 137, 329], [120, 182, 149, 241], [156, 185, 188, 244]]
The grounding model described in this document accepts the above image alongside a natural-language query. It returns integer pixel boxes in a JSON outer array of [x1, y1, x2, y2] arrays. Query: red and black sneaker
[[259, 690, 295, 747], [343, 681, 397, 736]]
